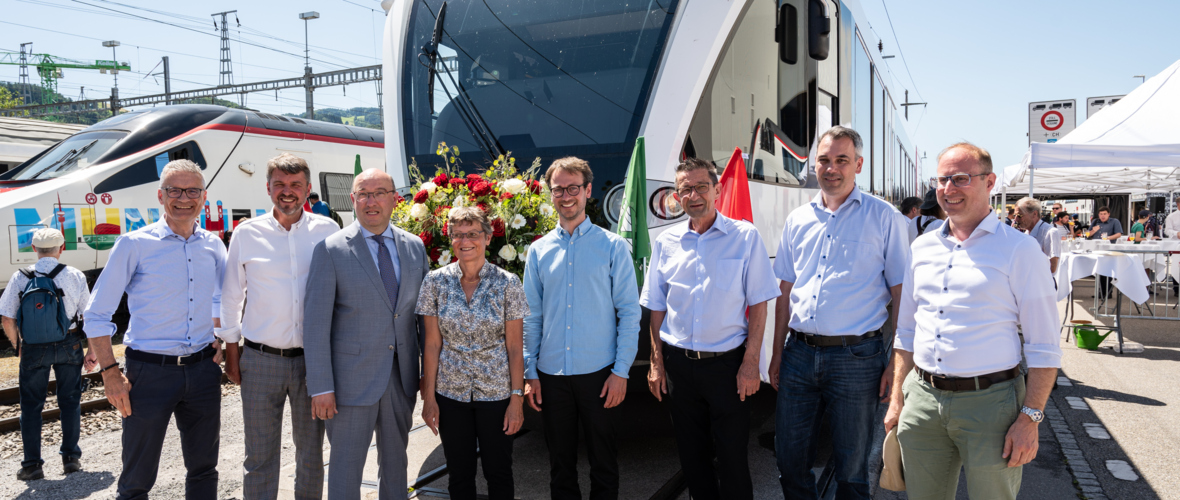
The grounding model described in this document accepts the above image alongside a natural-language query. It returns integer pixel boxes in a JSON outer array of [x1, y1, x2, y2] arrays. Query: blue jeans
[[19, 337, 85, 468], [775, 334, 887, 500]]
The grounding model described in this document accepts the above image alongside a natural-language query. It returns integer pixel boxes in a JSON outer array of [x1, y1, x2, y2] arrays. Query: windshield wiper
[[29, 140, 98, 179], [419, 1, 504, 163]]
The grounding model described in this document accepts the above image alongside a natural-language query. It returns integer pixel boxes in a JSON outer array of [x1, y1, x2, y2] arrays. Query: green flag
[[618, 136, 651, 286], [354, 154, 363, 175]]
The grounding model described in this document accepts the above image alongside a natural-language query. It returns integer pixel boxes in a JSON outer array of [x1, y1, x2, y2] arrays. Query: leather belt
[[126, 344, 217, 366], [915, 366, 1020, 392], [792, 329, 880, 348], [664, 344, 743, 360], [244, 339, 304, 358]]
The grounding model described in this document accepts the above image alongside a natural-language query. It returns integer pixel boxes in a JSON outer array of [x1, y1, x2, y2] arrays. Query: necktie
[[372, 234, 400, 311]]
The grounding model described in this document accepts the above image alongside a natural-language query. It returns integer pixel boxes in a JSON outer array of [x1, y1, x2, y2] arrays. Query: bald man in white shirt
[[885, 143, 1061, 500]]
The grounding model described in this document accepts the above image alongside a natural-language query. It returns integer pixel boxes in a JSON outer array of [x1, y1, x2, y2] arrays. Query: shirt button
[[936, 335, 941, 338], [569, 283, 572, 287], [566, 347, 570, 350], [937, 358, 942, 362], [948, 265, 952, 269], [189, 318, 192, 321], [939, 310, 944, 314], [567, 326, 571, 329], [389, 345, 394, 350], [812, 295, 816, 298], [568, 304, 571, 307], [943, 287, 948, 291], [817, 274, 821, 278]]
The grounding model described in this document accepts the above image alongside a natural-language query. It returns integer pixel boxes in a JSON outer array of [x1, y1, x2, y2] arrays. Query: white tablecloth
[[1064, 241, 1180, 282], [1055, 252, 1152, 304]]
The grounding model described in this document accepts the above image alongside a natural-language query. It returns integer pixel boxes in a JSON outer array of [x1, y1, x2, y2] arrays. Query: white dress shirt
[[219, 211, 339, 348], [1026, 219, 1061, 259], [774, 187, 910, 336], [640, 212, 781, 352], [907, 215, 944, 245], [1166, 210, 1180, 239], [895, 215, 1062, 378]]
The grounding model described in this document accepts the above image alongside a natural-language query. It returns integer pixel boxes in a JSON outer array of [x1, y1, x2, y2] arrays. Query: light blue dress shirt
[[522, 217, 641, 380], [640, 212, 781, 352], [359, 223, 401, 283], [774, 187, 910, 336], [84, 220, 227, 355]]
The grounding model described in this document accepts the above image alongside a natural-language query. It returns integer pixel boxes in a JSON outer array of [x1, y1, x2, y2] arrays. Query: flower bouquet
[[392, 143, 557, 278]]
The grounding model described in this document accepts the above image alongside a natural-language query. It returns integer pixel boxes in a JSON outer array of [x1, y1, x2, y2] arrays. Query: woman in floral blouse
[[417, 206, 528, 500]]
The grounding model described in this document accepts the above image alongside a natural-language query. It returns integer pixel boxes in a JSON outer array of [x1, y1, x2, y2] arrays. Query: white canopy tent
[[996, 58, 1180, 197]]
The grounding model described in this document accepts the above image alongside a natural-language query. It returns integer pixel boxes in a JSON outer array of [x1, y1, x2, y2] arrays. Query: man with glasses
[[84, 159, 228, 500], [885, 143, 1060, 499], [219, 153, 339, 500], [522, 157, 640, 500], [641, 157, 780, 500], [303, 168, 430, 499], [770, 126, 910, 500]]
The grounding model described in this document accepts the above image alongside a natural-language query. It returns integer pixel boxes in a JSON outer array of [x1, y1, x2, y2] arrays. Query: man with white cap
[[1, 228, 94, 481]]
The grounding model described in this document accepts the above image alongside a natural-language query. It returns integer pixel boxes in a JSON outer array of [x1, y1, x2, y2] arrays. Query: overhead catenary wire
[[879, 0, 922, 102]]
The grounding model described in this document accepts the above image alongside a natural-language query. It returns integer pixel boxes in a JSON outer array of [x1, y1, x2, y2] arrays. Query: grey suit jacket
[[304, 221, 429, 405]]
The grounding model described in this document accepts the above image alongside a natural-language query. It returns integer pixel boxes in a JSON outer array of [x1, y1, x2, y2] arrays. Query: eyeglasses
[[451, 231, 486, 241], [676, 183, 713, 197], [550, 183, 587, 198], [934, 173, 989, 188], [353, 190, 393, 201], [163, 187, 204, 199]]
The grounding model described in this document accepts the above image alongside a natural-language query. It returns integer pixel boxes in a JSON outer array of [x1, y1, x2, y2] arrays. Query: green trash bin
[[1073, 325, 1111, 350]]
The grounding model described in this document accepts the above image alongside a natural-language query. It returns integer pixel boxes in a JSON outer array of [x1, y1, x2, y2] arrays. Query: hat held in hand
[[880, 427, 905, 491]]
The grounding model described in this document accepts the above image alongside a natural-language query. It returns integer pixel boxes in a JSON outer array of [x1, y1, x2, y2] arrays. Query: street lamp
[[299, 12, 320, 72], [102, 40, 121, 90]]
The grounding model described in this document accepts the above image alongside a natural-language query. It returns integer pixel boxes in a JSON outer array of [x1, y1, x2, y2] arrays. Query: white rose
[[438, 249, 452, 265], [502, 178, 526, 195], [497, 244, 517, 261], [421, 181, 438, 194], [510, 214, 526, 229], [453, 194, 467, 207], [519, 244, 529, 262], [409, 203, 429, 219], [539, 203, 554, 217], [432, 190, 449, 203]]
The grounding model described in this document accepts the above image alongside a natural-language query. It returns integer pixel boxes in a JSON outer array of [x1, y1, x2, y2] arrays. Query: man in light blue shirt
[[523, 157, 640, 500], [640, 158, 780, 500], [769, 126, 909, 500], [84, 159, 227, 500]]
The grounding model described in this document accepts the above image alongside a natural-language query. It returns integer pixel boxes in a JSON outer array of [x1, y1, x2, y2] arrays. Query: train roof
[[83, 104, 382, 164]]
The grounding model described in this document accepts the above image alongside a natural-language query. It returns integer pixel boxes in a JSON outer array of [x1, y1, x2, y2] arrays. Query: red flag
[[717, 147, 754, 223]]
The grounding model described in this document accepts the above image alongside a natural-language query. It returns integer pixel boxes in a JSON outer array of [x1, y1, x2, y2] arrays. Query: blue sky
[[4, 0, 1180, 180]]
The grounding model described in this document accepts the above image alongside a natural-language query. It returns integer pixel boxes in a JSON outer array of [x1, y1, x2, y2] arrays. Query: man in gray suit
[[304, 168, 429, 500]]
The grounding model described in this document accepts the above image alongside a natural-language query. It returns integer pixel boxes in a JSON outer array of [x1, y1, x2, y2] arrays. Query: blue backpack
[[16, 264, 71, 345]]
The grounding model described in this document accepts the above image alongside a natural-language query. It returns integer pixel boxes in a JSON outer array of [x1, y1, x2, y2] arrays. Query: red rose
[[500, 192, 514, 201], [393, 192, 405, 204], [434, 205, 450, 216], [477, 202, 490, 213], [413, 189, 429, 204], [466, 173, 483, 183], [492, 218, 506, 237], [449, 178, 466, 188], [471, 180, 493, 197], [419, 231, 433, 248], [528, 180, 543, 194], [432, 173, 449, 185], [532, 233, 545, 242], [428, 246, 441, 263], [441, 223, 449, 236]]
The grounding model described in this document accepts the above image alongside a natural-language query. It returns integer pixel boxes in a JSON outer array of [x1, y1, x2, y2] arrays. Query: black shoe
[[17, 465, 44, 481], [63, 457, 81, 474]]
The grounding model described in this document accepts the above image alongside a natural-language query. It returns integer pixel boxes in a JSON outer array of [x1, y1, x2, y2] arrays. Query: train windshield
[[402, 0, 680, 170], [12, 130, 128, 180]]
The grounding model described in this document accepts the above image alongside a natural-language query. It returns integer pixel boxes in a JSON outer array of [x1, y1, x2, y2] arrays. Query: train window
[[816, 0, 839, 97], [852, 36, 871, 193], [873, 80, 885, 198], [91, 141, 208, 194], [320, 173, 355, 212], [12, 130, 128, 180]]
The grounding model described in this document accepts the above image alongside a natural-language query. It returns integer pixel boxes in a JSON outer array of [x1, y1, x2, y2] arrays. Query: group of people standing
[[4, 125, 1067, 500]]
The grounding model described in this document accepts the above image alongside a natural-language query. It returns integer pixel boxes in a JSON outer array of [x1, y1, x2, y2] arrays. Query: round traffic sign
[[85, 193, 97, 204], [100, 193, 112, 205], [1041, 111, 1064, 131]]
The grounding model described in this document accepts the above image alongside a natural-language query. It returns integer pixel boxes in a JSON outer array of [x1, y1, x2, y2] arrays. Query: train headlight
[[651, 186, 683, 220]]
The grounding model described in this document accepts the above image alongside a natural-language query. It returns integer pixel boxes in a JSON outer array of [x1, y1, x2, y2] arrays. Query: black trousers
[[538, 367, 620, 500], [118, 357, 222, 500], [436, 394, 514, 500], [663, 346, 752, 500]]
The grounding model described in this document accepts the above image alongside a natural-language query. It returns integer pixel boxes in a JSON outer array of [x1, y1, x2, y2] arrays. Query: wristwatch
[[510, 389, 524, 397], [1021, 406, 1044, 423]]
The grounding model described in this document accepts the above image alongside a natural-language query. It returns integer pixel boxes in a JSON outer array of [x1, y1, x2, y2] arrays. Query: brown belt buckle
[[684, 349, 703, 360]]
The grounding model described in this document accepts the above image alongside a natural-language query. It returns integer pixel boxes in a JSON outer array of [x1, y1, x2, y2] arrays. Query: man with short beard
[[522, 157, 640, 500], [220, 153, 339, 500], [84, 159, 228, 500]]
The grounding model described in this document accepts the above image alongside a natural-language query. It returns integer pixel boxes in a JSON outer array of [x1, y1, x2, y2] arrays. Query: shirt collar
[[153, 219, 201, 241], [940, 213, 1001, 240], [359, 223, 394, 240], [809, 186, 863, 213], [34, 257, 61, 273], [267, 209, 308, 231], [558, 216, 595, 239], [682, 210, 732, 239]]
